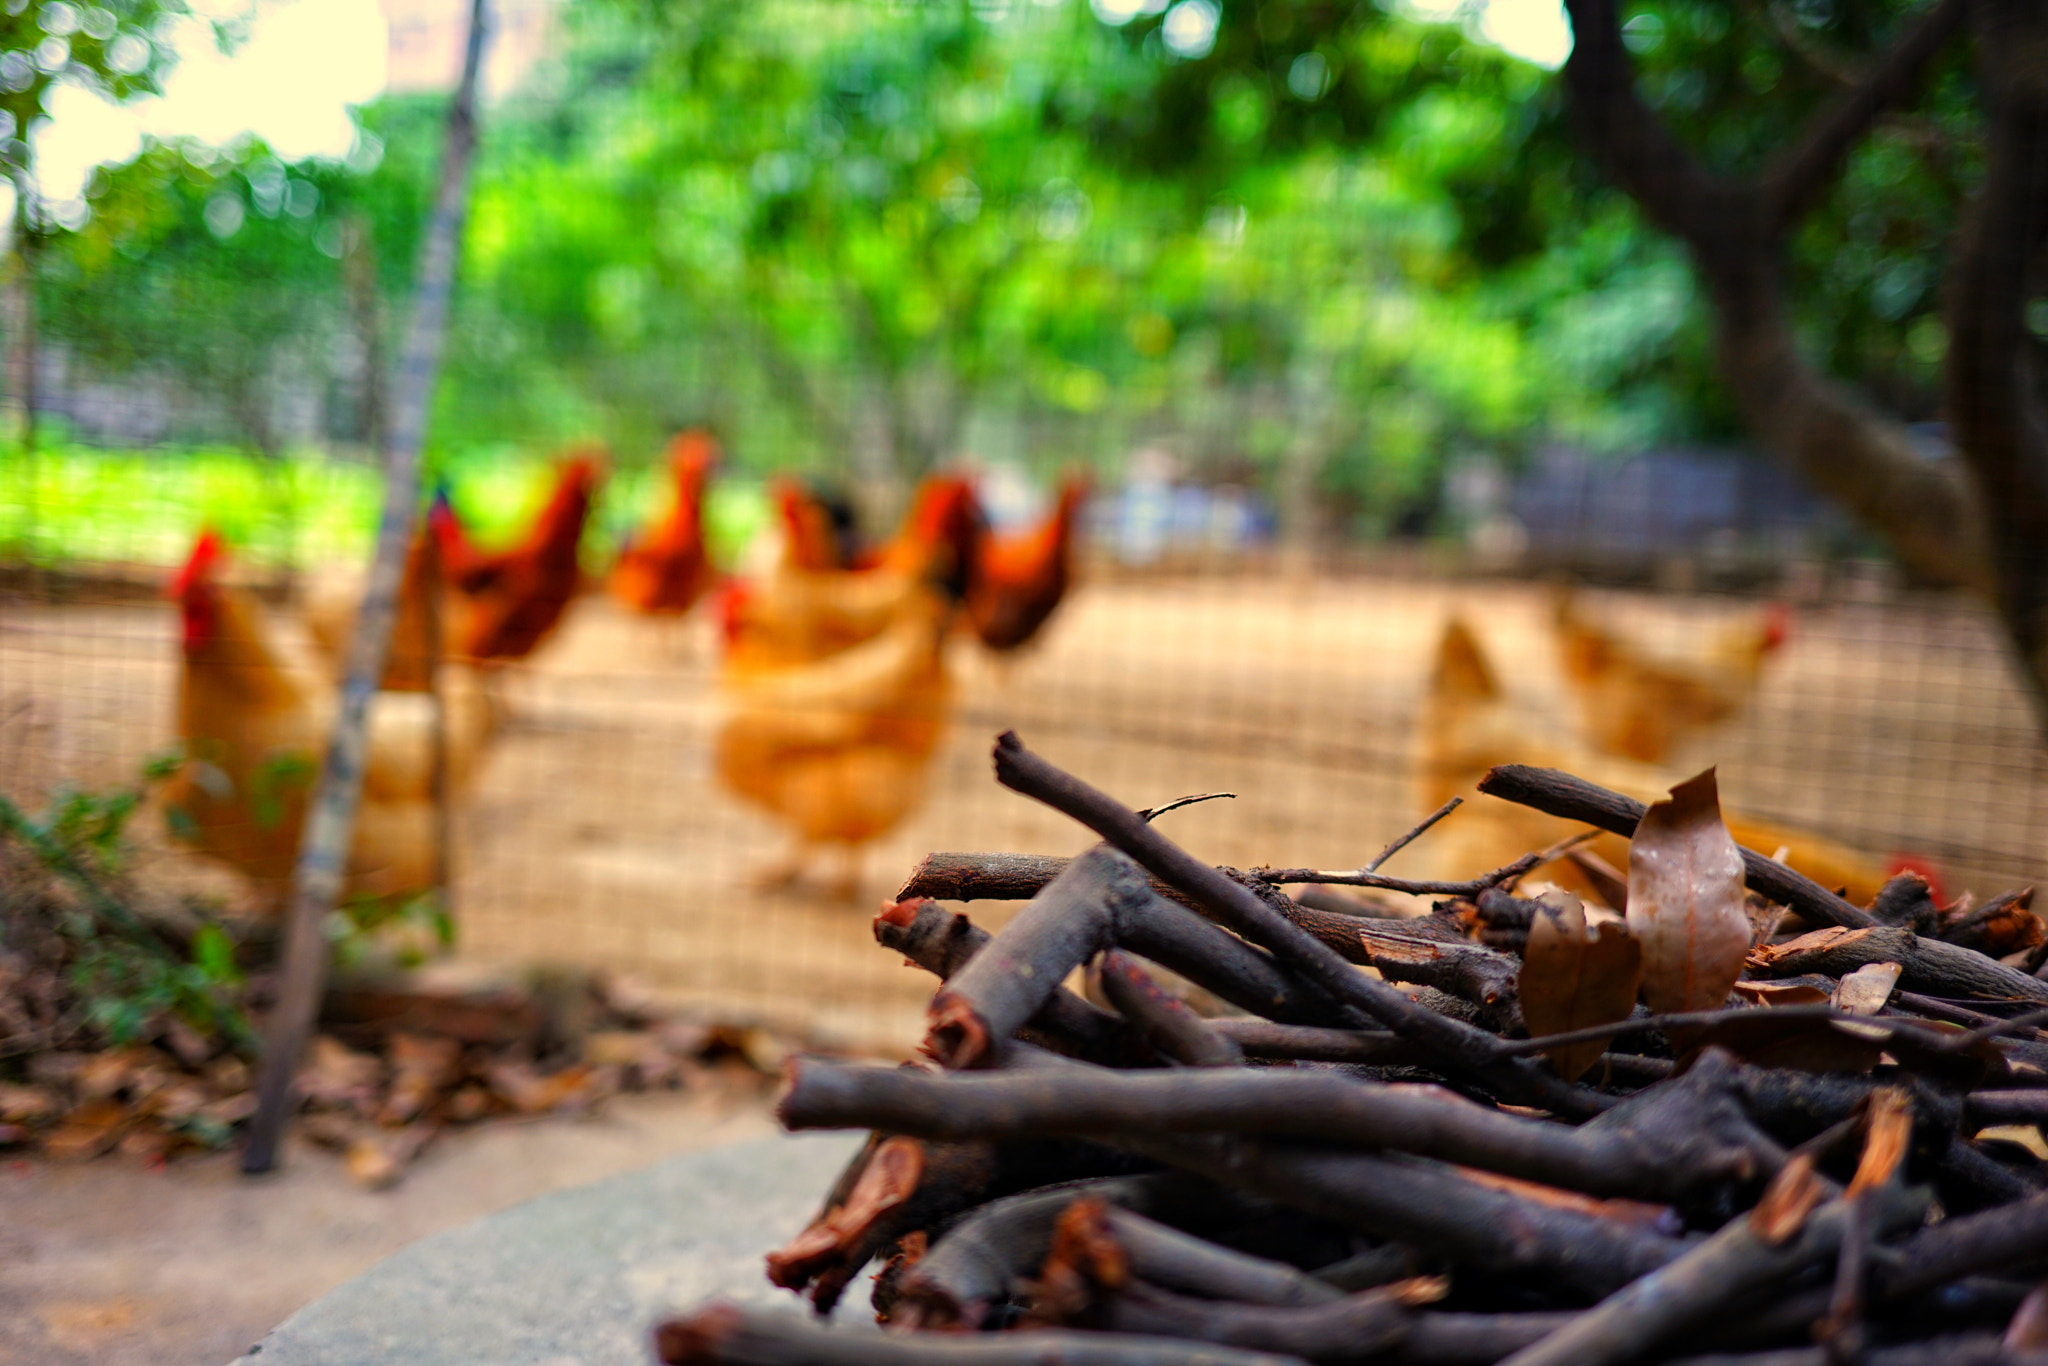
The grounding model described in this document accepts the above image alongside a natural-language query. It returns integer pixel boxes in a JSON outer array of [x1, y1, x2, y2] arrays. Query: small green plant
[[328, 890, 457, 972], [0, 749, 255, 1053], [249, 752, 317, 831]]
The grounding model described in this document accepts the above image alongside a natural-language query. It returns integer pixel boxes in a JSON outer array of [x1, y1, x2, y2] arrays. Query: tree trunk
[[1945, 0, 2048, 716], [1555, 0, 2048, 719]]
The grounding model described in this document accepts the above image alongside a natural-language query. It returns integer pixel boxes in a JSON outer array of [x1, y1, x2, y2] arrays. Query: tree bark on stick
[[240, 0, 491, 1175]]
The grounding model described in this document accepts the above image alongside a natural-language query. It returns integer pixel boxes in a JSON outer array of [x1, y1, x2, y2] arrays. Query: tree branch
[[1759, 0, 1973, 231], [1557, 0, 1997, 599]]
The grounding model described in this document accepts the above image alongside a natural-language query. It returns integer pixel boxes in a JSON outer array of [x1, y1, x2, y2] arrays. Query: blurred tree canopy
[[24, 0, 2027, 583]]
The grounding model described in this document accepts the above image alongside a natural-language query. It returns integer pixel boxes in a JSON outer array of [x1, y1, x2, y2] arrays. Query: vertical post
[[11, 182, 39, 586], [241, 0, 491, 1175]]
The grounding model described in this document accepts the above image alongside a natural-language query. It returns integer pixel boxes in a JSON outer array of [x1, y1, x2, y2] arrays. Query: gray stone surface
[[230, 1130, 865, 1366]]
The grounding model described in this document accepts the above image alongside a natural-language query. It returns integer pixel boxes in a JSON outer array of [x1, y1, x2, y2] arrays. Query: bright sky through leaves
[[33, 0, 1571, 219], [35, 0, 386, 205]]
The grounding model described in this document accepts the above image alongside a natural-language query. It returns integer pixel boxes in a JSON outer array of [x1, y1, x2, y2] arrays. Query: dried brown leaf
[[1519, 889, 1642, 1081], [444, 1084, 493, 1123], [1749, 1152, 1827, 1246], [0, 1082, 61, 1124], [1627, 769, 1751, 1048], [296, 1112, 359, 1151], [1847, 1088, 1913, 1197], [117, 1127, 177, 1164], [382, 1032, 461, 1125], [483, 1060, 604, 1115], [1832, 962, 1903, 1017], [204, 1055, 251, 1097], [584, 1030, 657, 1068], [74, 1047, 163, 1101], [200, 1091, 257, 1127], [344, 1136, 403, 1189], [297, 1036, 383, 1114], [41, 1099, 130, 1162]]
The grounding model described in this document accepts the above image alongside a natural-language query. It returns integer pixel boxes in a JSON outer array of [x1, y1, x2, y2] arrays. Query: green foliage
[[0, 752, 254, 1052], [67, 919, 245, 1049], [327, 890, 454, 973], [17, 0, 1985, 542]]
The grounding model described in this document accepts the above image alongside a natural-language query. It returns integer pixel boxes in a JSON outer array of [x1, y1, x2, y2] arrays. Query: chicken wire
[[6, 465, 2048, 1058], [4, 2, 2044, 1054]]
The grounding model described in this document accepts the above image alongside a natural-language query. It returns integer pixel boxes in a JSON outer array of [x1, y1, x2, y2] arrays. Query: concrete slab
[[229, 1130, 864, 1366]]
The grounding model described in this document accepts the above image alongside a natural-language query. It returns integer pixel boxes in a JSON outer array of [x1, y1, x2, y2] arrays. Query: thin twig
[[1366, 796, 1462, 873], [1254, 828, 1598, 898], [1492, 1002, 1967, 1060], [990, 731, 1611, 1119], [1137, 792, 1236, 823]]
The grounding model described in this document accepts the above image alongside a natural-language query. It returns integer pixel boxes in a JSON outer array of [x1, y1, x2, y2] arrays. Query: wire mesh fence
[[3, 0, 2044, 1062], [7, 463, 2047, 1057]]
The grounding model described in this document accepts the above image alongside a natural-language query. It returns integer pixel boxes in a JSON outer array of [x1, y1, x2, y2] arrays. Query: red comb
[[1761, 602, 1792, 652], [169, 528, 226, 600], [670, 430, 720, 471], [715, 579, 752, 647]]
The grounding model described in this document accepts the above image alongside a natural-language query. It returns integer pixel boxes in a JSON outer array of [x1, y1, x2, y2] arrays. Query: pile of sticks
[[656, 732, 2048, 1366]]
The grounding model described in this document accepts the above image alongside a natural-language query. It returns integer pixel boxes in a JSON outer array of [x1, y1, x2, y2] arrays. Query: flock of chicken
[[157, 430, 1906, 928], [160, 433, 1090, 911], [1418, 593, 1901, 908]]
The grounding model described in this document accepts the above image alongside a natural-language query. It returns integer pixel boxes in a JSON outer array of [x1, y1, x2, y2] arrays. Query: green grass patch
[[1, 443, 768, 574]]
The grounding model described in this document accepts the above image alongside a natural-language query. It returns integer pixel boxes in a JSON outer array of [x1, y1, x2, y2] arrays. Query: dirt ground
[[5, 570, 2048, 1364], [0, 1081, 776, 1366]]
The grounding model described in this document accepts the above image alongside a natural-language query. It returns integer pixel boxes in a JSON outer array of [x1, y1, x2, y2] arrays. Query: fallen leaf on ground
[[117, 1127, 177, 1163], [296, 1036, 383, 1115], [484, 1060, 601, 1115], [41, 1099, 131, 1161], [382, 1032, 461, 1124], [584, 1029, 657, 1068], [0, 1082, 61, 1123], [342, 1126, 436, 1190]]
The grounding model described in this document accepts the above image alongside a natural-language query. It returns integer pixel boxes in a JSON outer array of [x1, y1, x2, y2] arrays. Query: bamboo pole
[[241, 0, 491, 1174]]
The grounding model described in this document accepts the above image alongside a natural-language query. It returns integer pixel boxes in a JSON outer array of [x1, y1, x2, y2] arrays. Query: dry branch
[[991, 732, 1607, 1119], [1476, 765, 1876, 931], [652, 743, 2048, 1364]]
